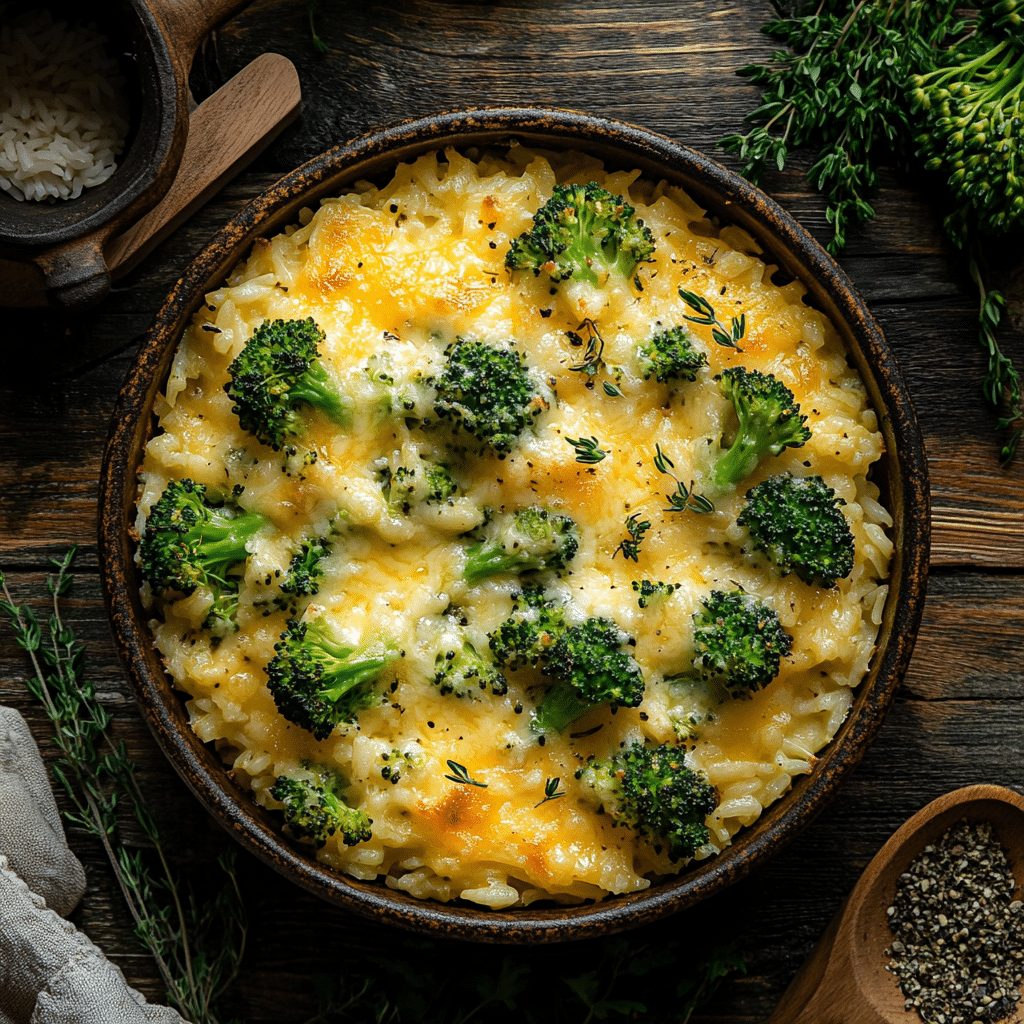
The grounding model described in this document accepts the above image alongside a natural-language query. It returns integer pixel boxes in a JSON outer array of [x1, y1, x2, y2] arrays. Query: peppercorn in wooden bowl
[[98, 108, 930, 941]]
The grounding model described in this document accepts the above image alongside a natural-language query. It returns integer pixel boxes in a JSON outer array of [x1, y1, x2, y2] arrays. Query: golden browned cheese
[[137, 147, 891, 908]]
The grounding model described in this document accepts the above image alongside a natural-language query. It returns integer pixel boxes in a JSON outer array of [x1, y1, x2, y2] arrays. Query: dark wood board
[[1, 0, 1022, 1020]]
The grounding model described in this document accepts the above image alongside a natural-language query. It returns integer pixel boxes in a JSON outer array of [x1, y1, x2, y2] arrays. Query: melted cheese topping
[[138, 147, 892, 908]]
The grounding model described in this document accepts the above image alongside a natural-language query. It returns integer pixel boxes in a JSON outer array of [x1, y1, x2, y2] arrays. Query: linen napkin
[[0, 706, 188, 1024]]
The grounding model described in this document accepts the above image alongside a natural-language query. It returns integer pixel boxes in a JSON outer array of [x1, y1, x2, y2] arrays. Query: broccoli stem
[[287, 360, 351, 425], [463, 548, 523, 588], [531, 681, 596, 735], [711, 433, 763, 488], [314, 636, 395, 703], [190, 508, 269, 583]]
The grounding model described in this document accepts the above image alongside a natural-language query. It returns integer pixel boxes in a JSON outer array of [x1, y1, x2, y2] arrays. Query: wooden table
[[2, 2, 1022, 1020]]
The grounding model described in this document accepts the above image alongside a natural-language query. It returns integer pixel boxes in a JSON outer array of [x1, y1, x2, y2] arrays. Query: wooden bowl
[[0, 0, 249, 308], [98, 108, 931, 942]]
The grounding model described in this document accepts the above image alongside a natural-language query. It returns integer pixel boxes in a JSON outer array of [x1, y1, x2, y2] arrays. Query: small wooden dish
[[0, 0, 250, 307], [770, 784, 1024, 1024], [98, 108, 932, 941]]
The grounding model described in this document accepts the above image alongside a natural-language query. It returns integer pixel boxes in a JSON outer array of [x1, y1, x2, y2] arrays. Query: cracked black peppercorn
[[885, 819, 1024, 1024]]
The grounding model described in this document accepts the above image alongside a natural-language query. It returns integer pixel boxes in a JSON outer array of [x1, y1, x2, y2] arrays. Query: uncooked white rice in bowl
[[0, 10, 129, 202]]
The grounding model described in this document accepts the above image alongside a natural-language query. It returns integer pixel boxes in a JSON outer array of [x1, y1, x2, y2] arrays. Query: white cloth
[[0, 706, 86, 916], [0, 707, 188, 1024]]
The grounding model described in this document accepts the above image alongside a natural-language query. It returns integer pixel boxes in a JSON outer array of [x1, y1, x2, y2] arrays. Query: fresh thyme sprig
[[534, 777, 566, 807], [719, 0, 1023, 460], [613, 512, 651, 562], [678, 288, 746, 351], [565, 436, 608, 464], [305, 932, 743, 1024], [443, 759, 488, 787], [717, 1, 963, 253], [0, 550, 246, 1024], [654, 444, 715, 514], [568, 319, 625, 394]]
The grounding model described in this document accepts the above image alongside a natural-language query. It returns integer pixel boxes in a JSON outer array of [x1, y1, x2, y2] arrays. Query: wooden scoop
[[769, 784, 1024, 1024], [0, 51, 300, 308]]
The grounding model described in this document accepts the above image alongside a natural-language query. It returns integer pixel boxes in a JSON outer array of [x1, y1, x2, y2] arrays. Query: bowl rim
[[98, 106, 931, 942]]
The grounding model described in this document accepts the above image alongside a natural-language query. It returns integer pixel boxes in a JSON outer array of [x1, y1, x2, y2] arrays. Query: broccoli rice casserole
[[136, 145, 892, 909]]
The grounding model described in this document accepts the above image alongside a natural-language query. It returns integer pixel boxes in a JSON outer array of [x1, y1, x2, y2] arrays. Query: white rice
[[0, 11, 129, 202]]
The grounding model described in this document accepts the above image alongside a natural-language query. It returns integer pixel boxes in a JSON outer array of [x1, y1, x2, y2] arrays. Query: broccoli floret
[[532, 617, 645, 735], [433, 636, 508, 698], [265, 616, 398, 740], [637, 326, 708, 383], [224, 317, 350, 452], [377, 460, 458, 516], [738, 473, 855, 588], [431, 338, 549, 455], [463, 506, 579, 586], [632, 579, 681, 608], [489, 590, 644, 735], [487, 586, 568, 670], [711, 367, 810, 488], [691, 590, 791, 699], [580, 742, 717, 861], [276, 534, 332, 612], [139, 478, 267, 634], [506, 182, 655, 287], [269, 762, 372, 849]]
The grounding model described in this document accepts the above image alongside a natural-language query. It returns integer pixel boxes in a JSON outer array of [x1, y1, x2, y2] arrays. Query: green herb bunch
[[0, 550, 246, 1024], [720, 0, 1024, 460], [719, 0, 963, 252]]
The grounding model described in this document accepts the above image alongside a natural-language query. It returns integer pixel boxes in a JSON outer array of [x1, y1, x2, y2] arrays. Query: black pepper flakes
[[885, 819, 1024, 1024]]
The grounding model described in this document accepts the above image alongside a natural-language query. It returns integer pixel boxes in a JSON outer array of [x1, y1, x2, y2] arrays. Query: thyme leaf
[[443, 759, 488, 787], [565, 435, 608, 464], [535, 776, 566, 807], [654, 443, 715, 514], [614, 512, 652, 562], [678, 289, 745, 351]]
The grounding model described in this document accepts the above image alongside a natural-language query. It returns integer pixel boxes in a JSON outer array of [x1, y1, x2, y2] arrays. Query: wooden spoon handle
[[105, 52, 301, 278], [0, 53, 300, 309], [145, 0, 253, 74]]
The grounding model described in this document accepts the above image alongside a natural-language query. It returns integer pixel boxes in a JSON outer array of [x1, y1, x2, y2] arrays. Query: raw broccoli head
[[637, 326, 708, 383], [433, 637, 508, 698], [712, 367, 810, 488], [224, 317, 350, 452], [692, 589, 791, 699], [738, 473, 855, 587], [378, 460, 458, 516], [532, 616, 645, 734], [139, 478, 267, 633], [431, 338, 549, 455], [464, 506, 579, 587], [269, 762, 372, 849], [580, 742, 717, 861], [505, 182, 656, 287], [487, 586, 568, 670], [265, 616, 397, 740], [632, 579, 681, 609]]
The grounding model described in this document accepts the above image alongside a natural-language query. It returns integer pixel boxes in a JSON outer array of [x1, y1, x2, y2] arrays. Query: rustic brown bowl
[[98, 108, 931, 942]]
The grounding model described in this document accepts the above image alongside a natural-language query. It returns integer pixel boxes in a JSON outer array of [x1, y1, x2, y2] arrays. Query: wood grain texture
[[1, 0, 1023, 1018]]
